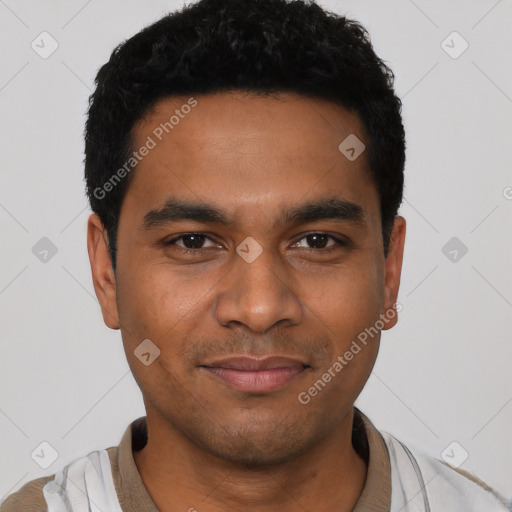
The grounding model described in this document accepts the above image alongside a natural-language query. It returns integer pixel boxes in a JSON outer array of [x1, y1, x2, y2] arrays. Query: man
[[1, 0, 509, 510]]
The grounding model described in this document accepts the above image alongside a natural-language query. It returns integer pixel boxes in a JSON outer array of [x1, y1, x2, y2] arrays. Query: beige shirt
[[0, 408, 391, 511]]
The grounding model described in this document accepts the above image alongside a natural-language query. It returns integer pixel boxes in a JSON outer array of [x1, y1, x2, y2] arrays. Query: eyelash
[[163, 232, 347, 255]]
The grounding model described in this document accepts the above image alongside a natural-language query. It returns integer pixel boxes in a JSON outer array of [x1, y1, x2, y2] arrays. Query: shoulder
[[0, 446, 119, 512], [0, 475, 54, 512], [380, 432, 511, 511]]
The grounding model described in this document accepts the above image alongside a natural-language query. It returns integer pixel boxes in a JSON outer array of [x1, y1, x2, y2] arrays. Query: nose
[[214, 246, 303, 334]]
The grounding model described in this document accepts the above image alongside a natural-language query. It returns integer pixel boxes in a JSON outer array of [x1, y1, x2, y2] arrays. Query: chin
[[191, 419, 321, 468]]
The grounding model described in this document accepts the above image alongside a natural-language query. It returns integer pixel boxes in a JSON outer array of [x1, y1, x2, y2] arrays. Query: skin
[[87, 91, 406, 512]]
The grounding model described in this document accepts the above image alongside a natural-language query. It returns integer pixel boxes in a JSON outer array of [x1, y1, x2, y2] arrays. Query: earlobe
[[382, 216, 406, 330], [87, 213, 120, 330]]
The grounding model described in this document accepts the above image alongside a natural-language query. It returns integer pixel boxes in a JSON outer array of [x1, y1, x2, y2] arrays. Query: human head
[[85, 0, 406, 468], [84, 0, 405, 275]]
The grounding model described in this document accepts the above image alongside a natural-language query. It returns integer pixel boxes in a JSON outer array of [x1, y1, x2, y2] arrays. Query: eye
[[164, 233, 219, 253], [162, 232, 348, 256], [292, 233, 347, 252]]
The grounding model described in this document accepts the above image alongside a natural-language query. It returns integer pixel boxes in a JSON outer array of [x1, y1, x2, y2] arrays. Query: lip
[[199, 356, 310, 393]]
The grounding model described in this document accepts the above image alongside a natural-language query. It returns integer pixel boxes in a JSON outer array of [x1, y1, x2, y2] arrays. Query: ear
[[87, 213, 120, 329], [381, 215, 406, 330]]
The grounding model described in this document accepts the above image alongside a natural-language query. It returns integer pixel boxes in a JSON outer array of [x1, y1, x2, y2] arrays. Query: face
[[88, 91, 405, 466]]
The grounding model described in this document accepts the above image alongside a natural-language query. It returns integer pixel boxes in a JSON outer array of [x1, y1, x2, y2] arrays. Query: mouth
[[198, 356, 311, 393]]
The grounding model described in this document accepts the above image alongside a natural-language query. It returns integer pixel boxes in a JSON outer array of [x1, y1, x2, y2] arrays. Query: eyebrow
[[141, 196, 367, 231]]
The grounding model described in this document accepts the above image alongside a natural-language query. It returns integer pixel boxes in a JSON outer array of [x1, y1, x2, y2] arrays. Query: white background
[[1, 0, 511, 505]]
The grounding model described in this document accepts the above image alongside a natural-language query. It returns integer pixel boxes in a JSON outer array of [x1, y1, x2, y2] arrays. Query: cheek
[[299, 265, 384, 392], [118, 264, 215, 335], [301, 262, 383, 335]]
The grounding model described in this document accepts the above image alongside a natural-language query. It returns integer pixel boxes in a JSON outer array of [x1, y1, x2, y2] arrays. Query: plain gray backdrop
[[1, 0, 511, 503]]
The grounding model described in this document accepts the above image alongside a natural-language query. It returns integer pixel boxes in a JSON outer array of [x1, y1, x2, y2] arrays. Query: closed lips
[[199, 356, 310, 371]]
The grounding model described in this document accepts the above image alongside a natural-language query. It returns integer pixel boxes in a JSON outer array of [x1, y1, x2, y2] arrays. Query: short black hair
[[84, 0, 405, 274]]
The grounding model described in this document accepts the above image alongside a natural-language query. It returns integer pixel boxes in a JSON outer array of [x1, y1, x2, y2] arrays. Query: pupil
[[308, 234, 327, 248], [184, 234, 205, 249]]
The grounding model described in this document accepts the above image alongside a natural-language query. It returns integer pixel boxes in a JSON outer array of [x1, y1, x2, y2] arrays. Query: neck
[[133, 408, 367, 512]]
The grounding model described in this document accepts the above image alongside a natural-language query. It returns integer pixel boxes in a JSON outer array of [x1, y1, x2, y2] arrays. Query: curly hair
[[84, 0, 405, 274]]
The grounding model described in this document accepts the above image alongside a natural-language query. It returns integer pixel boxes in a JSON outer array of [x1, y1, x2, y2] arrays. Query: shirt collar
[[110, 408, 391, 512]]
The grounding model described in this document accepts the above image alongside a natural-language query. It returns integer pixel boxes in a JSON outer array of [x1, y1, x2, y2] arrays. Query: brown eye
[[293, 233, 346, 251], [164, 233, 219, 252]]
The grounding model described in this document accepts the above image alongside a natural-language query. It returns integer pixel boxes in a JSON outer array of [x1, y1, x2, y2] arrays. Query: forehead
[[124, 91, 379, 230], [136, 91, 366, 150]]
